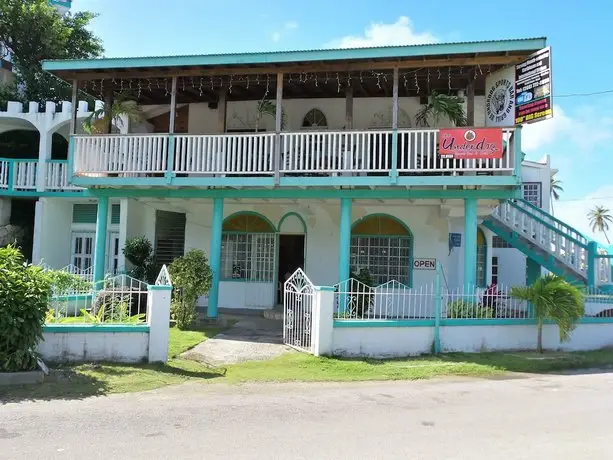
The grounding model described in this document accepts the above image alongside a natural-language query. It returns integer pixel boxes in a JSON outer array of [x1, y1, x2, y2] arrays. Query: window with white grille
[[477, 244, 486, 287], [522, 182, 542, 208], [221, 233, 275, 282], [493, 236, 512, 248], [350, 236, 412, 285], [71, 232, 94, 271]]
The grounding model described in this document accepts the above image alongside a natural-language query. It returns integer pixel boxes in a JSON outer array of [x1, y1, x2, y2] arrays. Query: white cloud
[[328, 16, 438, 49], [271, 20, 299, 42], [522, 104, 613, 154], [554, 185, 613, 245]]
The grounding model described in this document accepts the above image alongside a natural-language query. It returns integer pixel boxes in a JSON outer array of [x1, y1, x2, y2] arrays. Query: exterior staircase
[[483, 199, 599, 285]]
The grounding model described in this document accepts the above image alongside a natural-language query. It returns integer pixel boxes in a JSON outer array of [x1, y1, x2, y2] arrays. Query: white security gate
[[283, 268, 314, 352]]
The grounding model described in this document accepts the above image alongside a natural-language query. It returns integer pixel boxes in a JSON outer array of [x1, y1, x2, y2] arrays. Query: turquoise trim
[[278, 212, 307, 234], [441, 318, 537, 326], [42, 38, 546, 72], [220, 278, 274, 283], [316, 286, 336, 292], [338, 198, 352, 314], [208, 197, 224, 319], [514, 126, 523, 180], [0, 190, 86, 198], [71, 173, 517, 189], [90, 187, 517, 200], [351, 212, 413, 235], [7, 161, 14, 192], [68, 137, 75, 184], [434, 263, 442, 353], [464, 198, 478, 290], [44, 324, 149, 333], [148, 285, 172, 291], [223, 211, 277, 233], [52, 293, 93, 302], [587, 241, 598, 287], [526, 258, 541, 285], [334, 319, 435, 328], [165, 134, 175, 184], [93, 197, 109, 285]]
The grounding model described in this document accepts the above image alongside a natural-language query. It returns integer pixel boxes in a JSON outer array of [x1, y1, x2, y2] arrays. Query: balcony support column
[[274, 72, 283, 185], [93, 196, 109, 289], [463, 198, 478, 291], [338, 198, 352, 315], [165, 76, 178, 184], [345, 86, 353, 129], [390, 66, 399, 183], [466, 71, 475, 126], [208, 197, 224, 319]]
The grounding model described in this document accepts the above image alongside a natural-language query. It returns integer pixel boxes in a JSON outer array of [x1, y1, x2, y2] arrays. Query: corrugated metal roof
[[42, 37, 547, 72]]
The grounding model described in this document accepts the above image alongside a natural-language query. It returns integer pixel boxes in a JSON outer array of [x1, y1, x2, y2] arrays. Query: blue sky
[[72, 0, 613, 240]]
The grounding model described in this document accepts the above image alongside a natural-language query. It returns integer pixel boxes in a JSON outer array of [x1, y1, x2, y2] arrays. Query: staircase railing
[[490, 199, 589, 278]]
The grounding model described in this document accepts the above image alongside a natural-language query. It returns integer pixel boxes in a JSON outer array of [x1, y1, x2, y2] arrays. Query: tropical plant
[[123, 236, 155, 283], [168, 249, 213, 330], [446, 300, 493, 319], [83, 95, 144, 134], [0, 0, 103, 103], [550, 176, 563, 215], [588, 205, 613, 244], [0, 245, 52, 371], [46, 269, 91, 295], [511, 274, 585, 353], [255, 99, 286, 132], [415, 91, 467, 128]]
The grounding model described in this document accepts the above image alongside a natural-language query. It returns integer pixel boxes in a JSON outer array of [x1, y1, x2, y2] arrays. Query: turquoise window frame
[[350, 213, 414, 287]]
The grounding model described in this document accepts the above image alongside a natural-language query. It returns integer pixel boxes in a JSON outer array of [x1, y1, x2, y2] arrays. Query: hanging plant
[[415, 91, 467, 128]]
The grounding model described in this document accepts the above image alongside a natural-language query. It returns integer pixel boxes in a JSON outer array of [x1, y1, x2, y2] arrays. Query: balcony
[[71, 127, 519, 189], [0, 158, 84, 195]]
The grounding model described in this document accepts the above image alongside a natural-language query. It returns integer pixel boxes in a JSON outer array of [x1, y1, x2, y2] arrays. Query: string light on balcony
[[403, 73, 408, 90], [325, 72, 329, 84], [448, 66, 451, 91], [137, 79, 142, 99], [427, 68, 431, 86], [414, 71, 420, 93], [359, 71, 364, 84], [147, 79, 152, 92], [336, 72, 341, 93], [459, 66, 463, 75], [228, 74, 233, 94], [199, 77, 204, 96], [437, 68, 441, 80]]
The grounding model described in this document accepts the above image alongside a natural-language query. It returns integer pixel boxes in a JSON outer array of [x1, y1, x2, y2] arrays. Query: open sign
[[413, 258, 436, 270]]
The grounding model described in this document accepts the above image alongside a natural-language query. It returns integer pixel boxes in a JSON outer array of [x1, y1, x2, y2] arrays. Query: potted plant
[[82, 94, 145, 135]]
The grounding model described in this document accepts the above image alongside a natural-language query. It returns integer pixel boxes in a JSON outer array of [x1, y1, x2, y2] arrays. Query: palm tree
[[550, 176, 564, 215], [255, 99, 286, 132], [511, 275, 585, 353], [588, 205, 613, 244], [415, 91, 467, 127], [82, 95, 144, 134]]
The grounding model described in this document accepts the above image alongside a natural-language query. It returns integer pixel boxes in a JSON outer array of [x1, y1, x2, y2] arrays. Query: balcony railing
[[72, 128, 518, 185], [0, 158, 84, 194]]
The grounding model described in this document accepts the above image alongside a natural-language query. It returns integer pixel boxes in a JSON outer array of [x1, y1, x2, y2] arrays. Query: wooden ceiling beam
[[57, 55, 525, 81]]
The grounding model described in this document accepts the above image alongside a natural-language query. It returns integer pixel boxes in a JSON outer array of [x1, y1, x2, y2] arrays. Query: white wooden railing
[[13, 160, 38, 190], [72, 128, 518, 178], [0, 160, 8, 189], [73, 134, 168, 175], [491, 200, 588, 276], [174, 133, 275, 174], [45, 161, 83, 191]]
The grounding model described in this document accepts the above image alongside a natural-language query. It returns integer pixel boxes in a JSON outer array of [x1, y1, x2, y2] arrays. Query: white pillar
[[311, 286, 335, 356], [37, 131, 52, 192], [147, 285, 172, 363], [32, 199, 44, 264], [0, 197, 11, 226]]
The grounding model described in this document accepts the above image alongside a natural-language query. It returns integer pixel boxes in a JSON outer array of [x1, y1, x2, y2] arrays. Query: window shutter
[[154, 211, 186, 267], [72, 204, 98, 224], [111, 204, 120, 225]]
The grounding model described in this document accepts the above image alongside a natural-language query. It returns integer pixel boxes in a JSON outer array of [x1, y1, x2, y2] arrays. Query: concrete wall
[[37, 331, 149, 363], [329, 322, 613, 357]]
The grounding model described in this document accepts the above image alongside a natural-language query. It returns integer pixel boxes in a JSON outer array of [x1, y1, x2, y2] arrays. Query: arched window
[[350, 214, 413, 285], [301, 108, 328, 129], [476, 229, 487, 288], [221, 213, 276, 282]]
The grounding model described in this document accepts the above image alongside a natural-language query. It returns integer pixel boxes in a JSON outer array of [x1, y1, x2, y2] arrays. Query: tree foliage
[[0, 0, 103, 103], [511, 274, 585, 353], [588, 205, 613, 244], [415, 91, 467, 127]]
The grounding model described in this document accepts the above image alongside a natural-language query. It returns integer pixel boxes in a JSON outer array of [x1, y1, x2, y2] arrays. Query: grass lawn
[[3, 325, 613, 401]]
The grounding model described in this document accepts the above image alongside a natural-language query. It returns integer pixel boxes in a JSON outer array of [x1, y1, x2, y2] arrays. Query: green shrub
[[47, 270, 91, 295], [123, 236, 155, 283], [0, 245, 53, 372], [446, 299, 493, 319], [169, 249, 212, 330]]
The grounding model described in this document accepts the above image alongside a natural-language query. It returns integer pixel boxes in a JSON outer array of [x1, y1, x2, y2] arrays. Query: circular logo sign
[[486, 76, 515, 126], [464, 130, 476, 142]]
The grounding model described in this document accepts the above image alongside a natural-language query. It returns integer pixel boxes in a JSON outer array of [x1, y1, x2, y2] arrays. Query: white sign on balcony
[[485, 66, 516, 127]]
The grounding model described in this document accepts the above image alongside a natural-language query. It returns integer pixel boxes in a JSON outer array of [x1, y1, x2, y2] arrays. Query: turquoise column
[[93, 196, 109, 289], [338, 198, 352, 315], [587, 241, 598, 287], [208, 197, 224, 319], [463, 198, 478, 291]]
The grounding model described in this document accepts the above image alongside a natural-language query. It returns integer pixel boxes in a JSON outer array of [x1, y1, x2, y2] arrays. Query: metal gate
[[283, 268, 314, 352]]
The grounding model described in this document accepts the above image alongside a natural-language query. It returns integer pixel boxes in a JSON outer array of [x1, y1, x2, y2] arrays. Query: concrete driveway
[[183, 316, 293, 365], [2, 371, 613, 459]]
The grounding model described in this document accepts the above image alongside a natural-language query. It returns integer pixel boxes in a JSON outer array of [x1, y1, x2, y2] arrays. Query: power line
[[555, 89, 613, 98]]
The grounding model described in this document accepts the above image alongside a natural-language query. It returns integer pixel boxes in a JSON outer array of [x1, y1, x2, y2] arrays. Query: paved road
[[2, 372, 613, 459]]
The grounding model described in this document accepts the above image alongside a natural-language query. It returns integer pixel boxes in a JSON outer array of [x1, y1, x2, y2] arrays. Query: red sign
[[439, 128, 503, 160]]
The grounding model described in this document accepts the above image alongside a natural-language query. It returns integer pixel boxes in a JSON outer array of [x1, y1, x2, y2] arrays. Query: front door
[[277, 234, 306, 304]]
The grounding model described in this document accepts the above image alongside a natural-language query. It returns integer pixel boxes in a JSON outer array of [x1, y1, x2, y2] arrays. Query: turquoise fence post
[[587, 241, 598, 287], [165, 134, 175, 185], [463, 198, 478, 291], [514, 125, 522, 181], [338, 198, 352, 315], [93, 196, 109, 289], [208, 197, 224, 319], [434, 263, 442, 354], [7, 159, 14, 192]]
